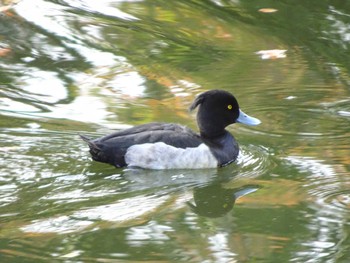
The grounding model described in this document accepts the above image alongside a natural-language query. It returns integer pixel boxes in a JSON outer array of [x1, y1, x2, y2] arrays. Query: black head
[[189, 90, 240, 137], [190, 90, 260, 138]]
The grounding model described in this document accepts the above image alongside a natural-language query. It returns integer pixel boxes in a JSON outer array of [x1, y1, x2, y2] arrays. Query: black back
[[82, 123, 203, 167]]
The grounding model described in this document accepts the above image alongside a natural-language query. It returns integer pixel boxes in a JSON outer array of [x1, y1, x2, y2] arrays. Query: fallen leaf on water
[[259, 8, 278, 13], [0, 48, 11, 57], [255, 49, 287, 60]]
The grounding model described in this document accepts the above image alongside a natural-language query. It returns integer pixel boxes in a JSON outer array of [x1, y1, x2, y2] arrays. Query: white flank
[[125, 142, 218, 169]]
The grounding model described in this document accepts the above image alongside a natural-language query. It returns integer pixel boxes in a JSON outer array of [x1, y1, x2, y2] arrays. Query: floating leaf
[[259, 8, 278, 13], [255, 49, 287, 60], [0, 48, 11, 57]]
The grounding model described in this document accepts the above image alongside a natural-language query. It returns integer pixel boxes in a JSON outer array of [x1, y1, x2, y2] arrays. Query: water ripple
[[235, 144, 273, 178], [286, 156, 350, 218]]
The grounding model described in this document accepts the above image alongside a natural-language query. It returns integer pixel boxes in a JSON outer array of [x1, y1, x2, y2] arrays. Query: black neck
[[197, 112, 226, 139], [201, 131, 239, 167]]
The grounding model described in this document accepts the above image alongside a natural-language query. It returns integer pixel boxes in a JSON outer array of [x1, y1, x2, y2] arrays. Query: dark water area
[[0, 0, 349, 262]]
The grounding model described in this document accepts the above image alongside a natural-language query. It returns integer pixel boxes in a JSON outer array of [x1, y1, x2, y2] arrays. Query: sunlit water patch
[[285, 156, 350, 262], [21, 194, 171, 234], [0, 0, 148, 127]]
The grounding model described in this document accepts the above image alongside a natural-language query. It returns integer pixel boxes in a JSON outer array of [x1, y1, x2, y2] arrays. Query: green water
[[0, 0, 350, 262]]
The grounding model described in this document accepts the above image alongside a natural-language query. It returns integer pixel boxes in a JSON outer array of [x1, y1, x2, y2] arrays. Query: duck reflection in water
[[122, 167, 259, 218], [187, 183, 258, 218]]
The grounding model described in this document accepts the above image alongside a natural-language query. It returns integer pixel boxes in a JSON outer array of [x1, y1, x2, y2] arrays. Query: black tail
[[79, 134, 102, 161], [79, 135, 125, 167]]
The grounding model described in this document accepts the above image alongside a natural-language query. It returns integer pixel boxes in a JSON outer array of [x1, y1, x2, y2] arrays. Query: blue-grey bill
[[237, 109, 261, 126]]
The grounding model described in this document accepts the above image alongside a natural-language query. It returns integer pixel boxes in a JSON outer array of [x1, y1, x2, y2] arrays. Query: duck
[[80, 89, 261, 169]]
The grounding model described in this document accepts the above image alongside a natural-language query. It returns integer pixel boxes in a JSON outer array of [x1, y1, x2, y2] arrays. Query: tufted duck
[[80, 90, 260, 169]]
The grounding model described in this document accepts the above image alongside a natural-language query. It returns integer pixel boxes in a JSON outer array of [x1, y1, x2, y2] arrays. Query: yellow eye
[[227, 104, 232, 110]]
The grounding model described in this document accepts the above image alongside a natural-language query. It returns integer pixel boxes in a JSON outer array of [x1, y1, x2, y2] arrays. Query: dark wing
[[81, 122, 203, 167]]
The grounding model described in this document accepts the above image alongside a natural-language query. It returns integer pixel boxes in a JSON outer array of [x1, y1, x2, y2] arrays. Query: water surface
[[0, 0, 350, 262]]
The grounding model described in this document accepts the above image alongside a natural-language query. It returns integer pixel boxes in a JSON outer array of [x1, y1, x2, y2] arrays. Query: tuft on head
[[189, 92, 206, 111]]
